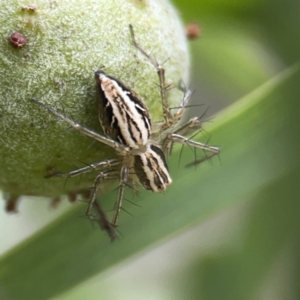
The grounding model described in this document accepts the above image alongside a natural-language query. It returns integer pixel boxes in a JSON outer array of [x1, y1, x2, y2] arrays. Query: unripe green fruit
[[0, 0, 189, 204]]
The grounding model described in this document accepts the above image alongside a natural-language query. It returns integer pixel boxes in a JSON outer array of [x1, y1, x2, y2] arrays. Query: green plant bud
[[0, 0, 189, 203]]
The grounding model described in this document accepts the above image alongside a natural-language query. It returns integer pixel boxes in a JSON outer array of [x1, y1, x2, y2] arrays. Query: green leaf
[[0, 64, 299, 300]]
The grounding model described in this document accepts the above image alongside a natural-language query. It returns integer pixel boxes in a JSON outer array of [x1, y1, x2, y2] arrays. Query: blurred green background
[[1, 0, 300, 299]]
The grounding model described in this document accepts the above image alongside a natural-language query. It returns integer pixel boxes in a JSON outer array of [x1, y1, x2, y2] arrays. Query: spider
[[31, 25, 219, 241]]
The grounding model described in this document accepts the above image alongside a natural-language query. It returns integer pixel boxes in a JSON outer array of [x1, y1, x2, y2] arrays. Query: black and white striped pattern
[[95, 70, 151, 149], [133, 144, 172, 192]]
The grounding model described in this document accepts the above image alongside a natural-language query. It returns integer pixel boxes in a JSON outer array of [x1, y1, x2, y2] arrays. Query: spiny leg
[[111, 165, 129, 227], [161, 117, 201, 159], [129, 25, 173, 128], [66, 186, 118, 241], [151, 82, 194, 136], [92, 199, 118, 241], [173, 81, 194, 122], [168, 133, 220, 154], [45, 159, 120, 178], [31, 99, 129, 154], [85, 170, 118, 219], [168, 102, 218, 156], [161, 94, 210, 158], [166, 130, 220, 168]]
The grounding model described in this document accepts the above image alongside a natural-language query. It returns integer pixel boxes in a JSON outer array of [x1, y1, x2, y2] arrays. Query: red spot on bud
[[186, 23, 201, 41], [10, 32, 27, 48]]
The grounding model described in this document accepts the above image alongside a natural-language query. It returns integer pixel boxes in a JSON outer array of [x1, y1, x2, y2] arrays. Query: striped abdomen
[[95, 70, 151, 149]]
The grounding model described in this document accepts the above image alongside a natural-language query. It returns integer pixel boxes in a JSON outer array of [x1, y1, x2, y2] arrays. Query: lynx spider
[[31, 25, 219, 241]]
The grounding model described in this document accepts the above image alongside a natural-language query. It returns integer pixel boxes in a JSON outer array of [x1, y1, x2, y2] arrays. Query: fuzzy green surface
[[0, 0, 189, 197]]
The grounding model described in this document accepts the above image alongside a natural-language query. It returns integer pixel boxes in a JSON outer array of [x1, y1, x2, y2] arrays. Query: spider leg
[[161, 115, 219, 160], [85, 170, 119, 218], [168, 133, 220, 154], [31, 99, 129, 154], [111, 165, 129, 227], [129, 25, 173, 128], [46, 159, 120, 178], [92, 199, 118, 241]]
